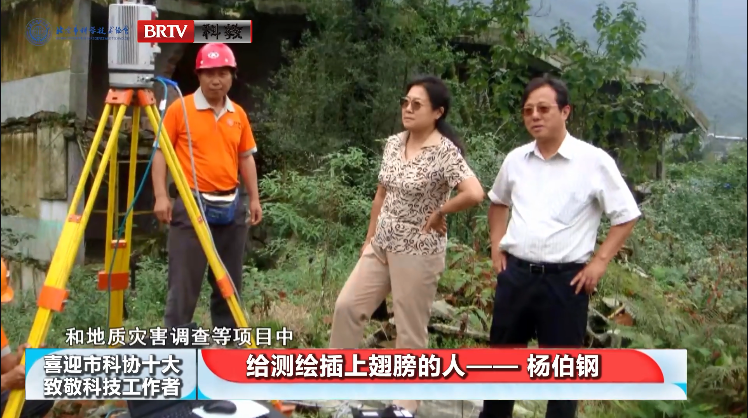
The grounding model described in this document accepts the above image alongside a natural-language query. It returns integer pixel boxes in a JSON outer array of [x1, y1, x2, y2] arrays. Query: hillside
[[528, 0, 748, 136]]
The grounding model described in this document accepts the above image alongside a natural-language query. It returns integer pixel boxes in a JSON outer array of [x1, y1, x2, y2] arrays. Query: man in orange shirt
[[151, 43, 262, 330], [0, 258, 54, 418]]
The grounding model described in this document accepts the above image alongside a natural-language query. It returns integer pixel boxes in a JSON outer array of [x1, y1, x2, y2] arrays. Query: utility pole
[[686, 0, 701, 86]]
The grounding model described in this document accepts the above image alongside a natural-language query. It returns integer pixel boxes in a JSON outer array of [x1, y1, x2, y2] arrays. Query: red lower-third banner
[[201, 349, 665, 383]]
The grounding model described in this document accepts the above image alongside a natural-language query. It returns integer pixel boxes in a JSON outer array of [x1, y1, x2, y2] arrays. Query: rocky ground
[[44, 400, 128, 417], [43, 399, 543, 418], [288, 399, 545, 418]]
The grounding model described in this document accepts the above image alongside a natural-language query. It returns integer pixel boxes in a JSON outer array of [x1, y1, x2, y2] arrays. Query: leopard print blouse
[[372, 132, 476, 256]]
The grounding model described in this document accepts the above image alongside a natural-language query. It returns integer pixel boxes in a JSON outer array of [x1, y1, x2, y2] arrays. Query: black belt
[[506, 254, 585, 275]]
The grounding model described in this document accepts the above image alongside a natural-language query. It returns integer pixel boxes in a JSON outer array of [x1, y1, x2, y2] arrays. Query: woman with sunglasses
[[329, 75, 485, 414]]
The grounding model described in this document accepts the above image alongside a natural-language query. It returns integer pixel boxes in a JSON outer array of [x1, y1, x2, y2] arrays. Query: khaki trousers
[[330, 242, 446, 413]]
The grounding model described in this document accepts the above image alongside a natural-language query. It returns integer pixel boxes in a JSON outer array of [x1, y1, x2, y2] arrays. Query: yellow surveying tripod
[[2, 88, 255, 418]]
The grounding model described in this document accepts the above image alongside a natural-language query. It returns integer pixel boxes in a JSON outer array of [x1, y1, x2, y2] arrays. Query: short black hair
[[520, 75, 570, 108]]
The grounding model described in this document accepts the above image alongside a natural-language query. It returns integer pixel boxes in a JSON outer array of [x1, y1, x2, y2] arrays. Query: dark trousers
[[0, 391, 54, 418], [480, 254, 589, 418], [164, 196, 248, 330]]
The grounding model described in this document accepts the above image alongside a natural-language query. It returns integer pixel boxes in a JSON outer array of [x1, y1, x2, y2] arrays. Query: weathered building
[[1, 0, 89, 290]]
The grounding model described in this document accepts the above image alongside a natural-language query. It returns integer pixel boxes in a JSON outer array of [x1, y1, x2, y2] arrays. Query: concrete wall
[[0, 0, 74, 120], [1, 115, 75, 292], [1, 0, 91, 288]]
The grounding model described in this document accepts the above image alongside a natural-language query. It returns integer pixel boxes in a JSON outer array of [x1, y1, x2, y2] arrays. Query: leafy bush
[[633, 143, 748, 267], [612, 145, 748, 417], [259, 147, 378, 256]]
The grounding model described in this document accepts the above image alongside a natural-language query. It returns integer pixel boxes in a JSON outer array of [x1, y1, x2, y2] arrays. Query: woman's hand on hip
[[423, 211, 447, 235]]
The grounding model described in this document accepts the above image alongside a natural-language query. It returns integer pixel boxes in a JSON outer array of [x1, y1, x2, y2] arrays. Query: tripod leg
[[67, 104, 113, 214], [143, 104, 255, 348], [97, 107, 142, 336], [1, 104, 129, 418], [124, 108, 140, 256], [103, 108, 121, 329], [121, 108, 141, 321]]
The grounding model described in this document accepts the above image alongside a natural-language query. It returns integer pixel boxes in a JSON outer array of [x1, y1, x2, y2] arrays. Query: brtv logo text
[[137, 20, 194, 43]]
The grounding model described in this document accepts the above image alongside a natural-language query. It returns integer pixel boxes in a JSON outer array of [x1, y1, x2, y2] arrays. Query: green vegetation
[[2, 1, 746, 417]]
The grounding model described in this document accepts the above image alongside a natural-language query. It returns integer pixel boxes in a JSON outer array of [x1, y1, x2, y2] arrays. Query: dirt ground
[[44, 400, 128, 418]]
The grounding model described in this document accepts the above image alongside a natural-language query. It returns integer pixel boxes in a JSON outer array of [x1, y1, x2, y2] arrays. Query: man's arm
[[594, 220, 637, 264], [488, 204, 510, 250], [0, 363, 25, 391], [594, 152, 642, 263], [238, 113, 259, 201], [1, 351, 17, 375], [151, 103, 180, 198], [1, 373, 9, 391], [151, 151, 169, 200], [487, 156, 513, 251], [239, 155, 259, 202], [0, 327, 15, 374]]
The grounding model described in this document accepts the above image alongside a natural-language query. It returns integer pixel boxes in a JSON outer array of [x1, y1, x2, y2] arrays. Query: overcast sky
[[525, 0, 747, 135]]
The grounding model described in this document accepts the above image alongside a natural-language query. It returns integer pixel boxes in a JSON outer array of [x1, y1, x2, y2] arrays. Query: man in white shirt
[[480, 76, 641, 418]]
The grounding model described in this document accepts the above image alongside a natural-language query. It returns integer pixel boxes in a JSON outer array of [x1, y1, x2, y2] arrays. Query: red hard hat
[[195, 43, 237, 71]]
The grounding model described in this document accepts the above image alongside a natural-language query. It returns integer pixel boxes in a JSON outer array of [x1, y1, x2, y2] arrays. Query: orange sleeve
[[1, 326, 10, 358], [238, 112, 257, 156], [158, 100, 182, 148]]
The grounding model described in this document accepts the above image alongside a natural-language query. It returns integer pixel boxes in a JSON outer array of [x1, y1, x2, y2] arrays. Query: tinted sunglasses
[[400, 97, 424, 112], [522, 104, 556, 117]]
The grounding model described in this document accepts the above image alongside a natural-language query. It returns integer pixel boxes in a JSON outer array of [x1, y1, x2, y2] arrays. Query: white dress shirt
[[488, 132, 641, 264]]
